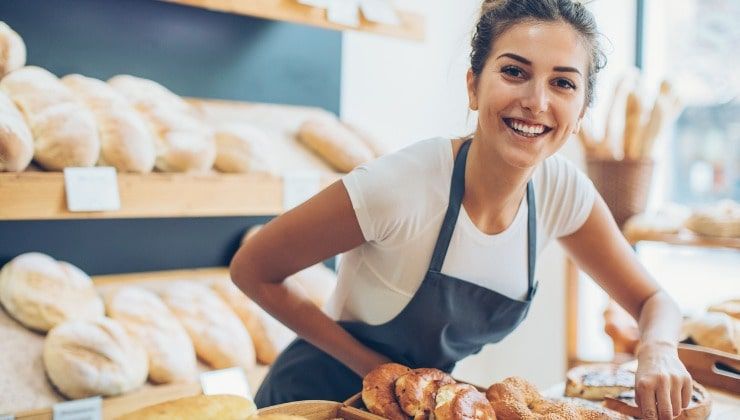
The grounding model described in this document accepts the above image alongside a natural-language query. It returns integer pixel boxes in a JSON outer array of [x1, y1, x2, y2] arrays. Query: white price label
[[200, 367, 251, 399], [298, 0, 331, 8], [63, 167, 120, 212], [282, 171, 321, 210], [360, 0, 400, 25], [327, 0, 360, 27], [52, 396, 102, 420]]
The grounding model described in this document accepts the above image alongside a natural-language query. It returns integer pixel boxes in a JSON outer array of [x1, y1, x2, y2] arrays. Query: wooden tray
[[678, 344, 740, 396], [255, 400, 377, 419]]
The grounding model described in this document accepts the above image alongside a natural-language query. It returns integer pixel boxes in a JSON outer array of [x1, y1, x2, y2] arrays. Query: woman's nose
[[520, 82, 549, 115]]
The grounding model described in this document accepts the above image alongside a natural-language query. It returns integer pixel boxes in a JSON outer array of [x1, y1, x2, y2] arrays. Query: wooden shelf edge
[[161, 0, 425, 41], [0, 171, 339, 221], [624, 230, 740, 250]]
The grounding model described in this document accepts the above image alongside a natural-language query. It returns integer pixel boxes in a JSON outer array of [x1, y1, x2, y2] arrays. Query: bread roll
[[43, 317, 148, 399], [211, 280, 295, 365], [0, 252, 104, 332], [297, 117, 374, 173], [684, 312, 740, 354], [117, 394, 257, 420], [0, 22, 26, 77], [0, 66, 100, 169], [213, 123, 274, 173], [160, 281, 256, 370], [108, 75, 215, 172], [0, 89, 33, 171], [62, 74, 156, 173], [362, 363, 411, 420], [434, 383, 495, 420], [395, 368, 455, 418], [106, 286, 197, 383], [685, 199, 740, 238]]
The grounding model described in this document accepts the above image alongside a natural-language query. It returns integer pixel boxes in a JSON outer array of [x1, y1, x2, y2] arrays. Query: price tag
[[327, 0, 360, 27], [63, 167, 120, 212], [52, 396, 102, 420], [200, 367, 251, 399], [360, 0, 400, 25], [0, 414, 15, 420], [282, 171, 321, 210], [298, 0, 331, 8]]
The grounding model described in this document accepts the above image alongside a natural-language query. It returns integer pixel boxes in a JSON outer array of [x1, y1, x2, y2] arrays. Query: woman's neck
[[461, 134, 533, 234]]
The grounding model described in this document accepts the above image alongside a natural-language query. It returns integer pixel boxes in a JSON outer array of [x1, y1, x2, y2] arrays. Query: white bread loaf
[[0, 22, 26, 77], [43, 317, 148, 399], [116, 394, 257, 420], [0, 66, 100, 169], [160, 281, 256, 370], [213, 122, 274, 173], [105, 286, 197, 384], [297, 116, 374, 173], [62, 74, 156, 173], [211, 279, 296, 365], [684, 312, 740, 354], [0, 252, 104, 332], [108, 75, 215, 172], [0, 89, 33, 171]]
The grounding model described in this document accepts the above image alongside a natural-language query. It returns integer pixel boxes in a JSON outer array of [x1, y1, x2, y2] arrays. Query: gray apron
[[254, 139, 538, 407]]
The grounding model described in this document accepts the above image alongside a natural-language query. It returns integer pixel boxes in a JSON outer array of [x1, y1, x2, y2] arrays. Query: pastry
[[362, 363, 412, 420]]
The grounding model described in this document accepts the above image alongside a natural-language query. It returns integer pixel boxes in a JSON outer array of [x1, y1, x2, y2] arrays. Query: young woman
[[231, 1, 692, 419]]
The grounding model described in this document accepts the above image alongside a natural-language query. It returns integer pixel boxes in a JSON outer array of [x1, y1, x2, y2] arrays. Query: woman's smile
[[502, 117, 553, 139]]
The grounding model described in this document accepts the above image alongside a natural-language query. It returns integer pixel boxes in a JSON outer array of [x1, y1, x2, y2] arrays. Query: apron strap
[[526, 181, 537, 299], [429, 139, 470, 272]]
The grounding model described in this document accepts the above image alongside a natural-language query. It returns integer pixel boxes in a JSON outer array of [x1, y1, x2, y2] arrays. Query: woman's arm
[[230, 180, 391, 376], [559, 195, 692, 420]]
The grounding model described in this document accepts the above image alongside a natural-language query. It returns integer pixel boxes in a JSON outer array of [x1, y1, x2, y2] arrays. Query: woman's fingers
[[670, 375, 684, 418], [637, 378, 658, 420], [681, 377, 693, 409], [655, 377, 673, 420]]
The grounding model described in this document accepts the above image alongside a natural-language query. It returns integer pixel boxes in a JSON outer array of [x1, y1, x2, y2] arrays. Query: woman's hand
[[635, 341, 693, 420]]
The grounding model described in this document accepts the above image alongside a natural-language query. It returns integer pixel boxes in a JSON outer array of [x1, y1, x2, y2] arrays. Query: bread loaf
[[0, 252, 104, 332], [211, 280, 288, 365], [43, 317, 148, 399], [0, 89, 33, 171], [108, 75, 215, 172], [160, 281, 256, 370], [213, 123, 274, 173], [106, 286, 197, 383], [62, 74, 156, 172], [0, 22, 26, 77], [0, 66, 100, 169], [684, 312, 740, 354], [708, 299, 740, 320], [297, 117, 374, 172], [116, 394, 257, 420]]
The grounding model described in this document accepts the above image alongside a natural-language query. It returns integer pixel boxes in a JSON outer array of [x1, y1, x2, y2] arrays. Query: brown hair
[[470, 0, 607, 106]]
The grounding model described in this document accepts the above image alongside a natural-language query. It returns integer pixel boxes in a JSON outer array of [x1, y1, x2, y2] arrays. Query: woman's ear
[[466, 68, 478, 111]]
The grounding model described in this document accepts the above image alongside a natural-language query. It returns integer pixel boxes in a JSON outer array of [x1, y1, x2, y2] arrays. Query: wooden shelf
[[162, 0, 425, 41], [624, 229, 740, 250]]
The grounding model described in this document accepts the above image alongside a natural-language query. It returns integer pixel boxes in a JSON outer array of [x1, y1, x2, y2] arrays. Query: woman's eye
[[555, 78, 576, 90], [501, 66, 525, 78]]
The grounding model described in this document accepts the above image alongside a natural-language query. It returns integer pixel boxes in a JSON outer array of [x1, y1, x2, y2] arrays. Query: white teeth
[[512, 120, 545, 134]]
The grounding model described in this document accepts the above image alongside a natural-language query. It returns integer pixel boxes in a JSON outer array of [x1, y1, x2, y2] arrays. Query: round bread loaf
[[213, 123, 273, 173], [362, 363, 411, 420], [116, 394, 257, 420], [684, 312, 740, 355], [43, 317, 148, 399], [106, 286, 196, 383], [0, 89, 33, 171], [395, 367, 455, 418], [0, 252, 104, 332], [434, 383, 495, 420], [0, 22, 26, 77]]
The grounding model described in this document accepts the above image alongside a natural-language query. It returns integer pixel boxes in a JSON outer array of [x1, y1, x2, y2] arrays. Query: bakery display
[[297, 116, 374, 173], [0, 66, 100, 169], [105, 286, 197, 384], [362, 363, 412, 420], [160, 281, 256, 370], [116, 394, 257, 420], [213, 122, 274, 173], [604, 382, 712, 420], [0, 21, 26, 77], [684, 200, 740, 238], [0, 88, 33, 171], [565, 364, 635, 400], [62, 74, 156, 173], [0, 252, 104, 332], [43, 317, 148, 399]]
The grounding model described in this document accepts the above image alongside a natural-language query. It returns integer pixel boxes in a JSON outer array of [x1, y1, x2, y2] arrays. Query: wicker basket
[[586, 159, 655, 229]]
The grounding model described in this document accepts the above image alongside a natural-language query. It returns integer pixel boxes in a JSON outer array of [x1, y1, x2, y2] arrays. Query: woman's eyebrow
[[496, 52, 582, 76]]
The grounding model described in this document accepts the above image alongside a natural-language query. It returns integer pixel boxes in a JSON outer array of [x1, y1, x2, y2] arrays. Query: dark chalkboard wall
[[0, 0, 341, 274]]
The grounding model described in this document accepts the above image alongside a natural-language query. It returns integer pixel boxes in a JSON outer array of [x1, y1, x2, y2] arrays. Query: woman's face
[[467, 20, 590, 169]]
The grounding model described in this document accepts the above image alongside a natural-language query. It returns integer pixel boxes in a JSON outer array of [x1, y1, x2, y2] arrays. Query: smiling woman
[[230, 1, 694, 419]]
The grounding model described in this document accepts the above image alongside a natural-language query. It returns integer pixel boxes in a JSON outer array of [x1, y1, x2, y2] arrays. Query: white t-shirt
[[325, 137, 595, 325]]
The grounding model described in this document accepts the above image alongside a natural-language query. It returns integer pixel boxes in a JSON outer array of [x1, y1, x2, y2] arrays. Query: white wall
[[340, 0, 637, 388]]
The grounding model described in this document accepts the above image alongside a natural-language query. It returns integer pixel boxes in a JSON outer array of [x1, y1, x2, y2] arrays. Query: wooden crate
[[678, 343, 740, 396]]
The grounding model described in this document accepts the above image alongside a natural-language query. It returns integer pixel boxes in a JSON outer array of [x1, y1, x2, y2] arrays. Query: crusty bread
[[213, 123, 274, 173], [116, 394, 256, 420], [106, 286, 197, 384], [564, 364, 635, 400], [62, 74, 156, 173], [108, 75, 215, 172], [0, 252, 104, 332], [0, 66, 100, 170], [0, 22, 26, 77], [211, 279, 283, 365], [0, 89, 33, 171], [684, 312, 740, 355], [434, 383, 495, 420], [297, 117, 374, 173], [604, 382, 712, 420], [43, 317, 148, 399], [684, 199, 740, 238], [160, 281, 256, 370], [395, 368, 455, 418], [362, 363, 411, 420]]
